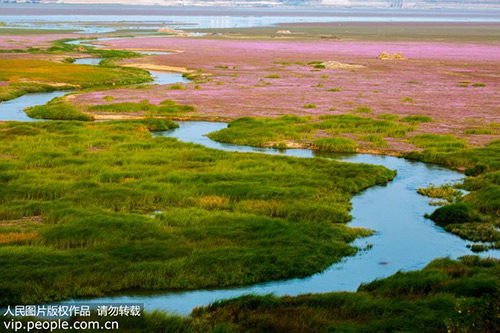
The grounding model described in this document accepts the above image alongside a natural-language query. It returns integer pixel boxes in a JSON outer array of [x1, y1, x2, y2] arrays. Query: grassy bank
[[188, 256, 499, 332], [405, 140, 500, 250], [25, 97, 94, 121], [0, 59, 151, 102], [206, 114, 414, 150], [0, 120, 394, 305], [25, 98, 197, 121], [9, 256, 497, 332], [47, 38, 146, 66]]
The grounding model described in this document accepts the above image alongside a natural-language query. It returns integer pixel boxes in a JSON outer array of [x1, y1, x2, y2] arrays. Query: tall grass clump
[[208, 114, 412, 149], [311, 137, 358, 153], [88, 100, 157, 113], [25, 97, 94, 121], [208, 115, 313, 147], [410, 134, 467, 151], [401, 115, 433, 124]]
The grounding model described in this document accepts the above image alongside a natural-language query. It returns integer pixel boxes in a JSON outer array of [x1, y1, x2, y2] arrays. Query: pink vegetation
[[75, 37, 500, 147], [0, 34, 77, 50]]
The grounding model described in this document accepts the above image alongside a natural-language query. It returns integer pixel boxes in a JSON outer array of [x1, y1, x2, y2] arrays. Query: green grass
[[47, 38, 144, 66], [409, 134, 467, 151], [401, 97, 415, 103], [405, 139, 500, 248], [0, 59, 151, 102], [377, 113, 399, 121], [8, 258, 499, 332], [401, 115, 433, 124], [210, 115, 498, 249], [187, 256, 499, 332], [312, 137, 358, 153], [168, 84, 185, 90], [28, 98, 197, 121], [0, 121, 395, 306], [25, 97, 94, 121], [84, 99, 196, 117], [208, 114, 414, 150], [417, 184, 462, 204], [88, 100, 157, 113], [464, 128, 496, 135], [354, 106, 373, 114], [154, 99, 196, 116], [358, 134, 389, 148], [0, 82, 71, 103], [207, 115, 313, 148], [317, 114, 412, 138], [6, 257, 498, 332]]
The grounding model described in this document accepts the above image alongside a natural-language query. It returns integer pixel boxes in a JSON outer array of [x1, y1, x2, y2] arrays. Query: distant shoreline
[[1, 4, 500, 18]]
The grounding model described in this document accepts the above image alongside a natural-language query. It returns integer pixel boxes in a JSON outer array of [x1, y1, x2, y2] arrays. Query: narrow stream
[[57, 121, 499, 316], [0, 38, 187, 121], [0, 91, 68, 122]]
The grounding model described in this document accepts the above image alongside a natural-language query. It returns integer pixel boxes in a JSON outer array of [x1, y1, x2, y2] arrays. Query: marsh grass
[[401, 115, 433, 124], [8, 256, 498, 332], [417, 184, 462, 203], [0, 59, 151, 102], [409, 134, 467, 150], [311, 137, 358, 153], [354, 106, 373, 114], [358, 134, 389, 148], [464, 128, 496, 135], [303, 103, 316, 109], [0, 121, 395, 305], [25, 97, 94, 121], [0, 82, 71, 103], [84, 99, 196, 117], [208, 114, 413, 151], [188, 256, 500, 332], [88, 100, 157, 113], [405, 139, 500, 247]]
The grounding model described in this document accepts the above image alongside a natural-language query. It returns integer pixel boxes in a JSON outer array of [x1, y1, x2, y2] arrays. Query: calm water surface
[[1, 8, 499, 33], [0, 91, 68, 121]]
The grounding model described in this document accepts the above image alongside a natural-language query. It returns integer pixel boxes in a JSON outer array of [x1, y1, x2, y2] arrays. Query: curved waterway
[[0, 39, 187, 121], [57, 121, 499, 316]]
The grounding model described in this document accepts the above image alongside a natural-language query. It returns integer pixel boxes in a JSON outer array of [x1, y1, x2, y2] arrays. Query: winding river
[[53, 121, 496, 315], [0, 38, 499, 317], [0, 39, 187, 121]]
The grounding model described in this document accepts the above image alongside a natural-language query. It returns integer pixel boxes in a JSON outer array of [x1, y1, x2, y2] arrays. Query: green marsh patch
[[189, 256, 500, 332], [0, 59, 151, 102], [86, 99, 196, 117], [406, 139, 500, 249], [208, 114, 414, 150], [0, 121, 394, 305]]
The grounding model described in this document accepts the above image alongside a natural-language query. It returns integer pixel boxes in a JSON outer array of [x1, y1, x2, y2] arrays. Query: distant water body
[[0, 6, 499, 33]]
